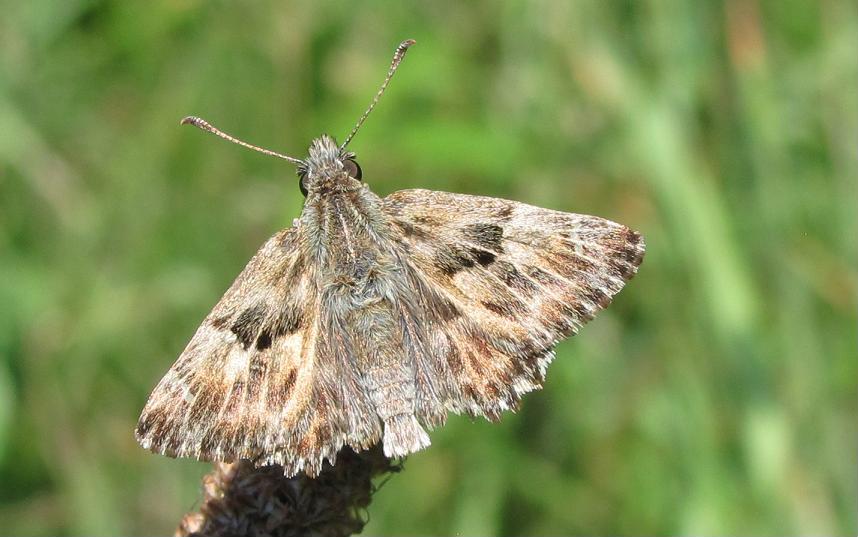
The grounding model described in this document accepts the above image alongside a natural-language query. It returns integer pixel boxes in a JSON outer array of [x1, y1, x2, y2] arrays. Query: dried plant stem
[[176, 445, 398, 537]]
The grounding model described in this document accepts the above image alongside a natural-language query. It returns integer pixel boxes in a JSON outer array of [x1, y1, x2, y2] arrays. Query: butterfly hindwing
[[382, 189, 645, 423]]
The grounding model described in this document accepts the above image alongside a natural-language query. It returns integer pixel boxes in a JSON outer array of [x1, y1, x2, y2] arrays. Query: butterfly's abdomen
[[346, 299, 430, 457]]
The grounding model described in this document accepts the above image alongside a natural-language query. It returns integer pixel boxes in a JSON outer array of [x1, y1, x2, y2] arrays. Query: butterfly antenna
[[180, 116, 304, 166], [340, 39, 416, 150]]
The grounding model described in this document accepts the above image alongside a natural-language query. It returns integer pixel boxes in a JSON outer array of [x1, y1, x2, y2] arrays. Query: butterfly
[[136, 39, 645, 477]]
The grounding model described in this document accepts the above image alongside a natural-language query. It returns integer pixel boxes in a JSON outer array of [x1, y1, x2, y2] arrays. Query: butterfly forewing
[[135, 228, 381, 476], [382, 189, 645, 421]]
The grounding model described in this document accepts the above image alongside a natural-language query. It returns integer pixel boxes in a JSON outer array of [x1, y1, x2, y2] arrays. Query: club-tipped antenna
[[180, 116, 304, 165], [340, 39, 416, 150]]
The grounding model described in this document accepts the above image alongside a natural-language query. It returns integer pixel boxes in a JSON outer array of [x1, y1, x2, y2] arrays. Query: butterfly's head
[[296, 135, 362, 196]]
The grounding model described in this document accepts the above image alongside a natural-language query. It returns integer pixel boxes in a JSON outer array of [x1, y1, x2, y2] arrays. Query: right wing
[[382, 189, 645, 426]]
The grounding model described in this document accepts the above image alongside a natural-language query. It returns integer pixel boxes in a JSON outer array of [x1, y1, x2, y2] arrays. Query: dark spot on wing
[[617, 228, 645, 270], [296, 394, 329, 456], [542, 303, 576, 333], [462, 223, 504, 253], [525, 265, 563, 287], [474, 338, 494, 361], [256, 330, 272, 351], [246, 353, 269, 399], [481, 300, 507, 316], [474, 249, 496, 267], [136, 411, 159, 438], [606, 256, 636, 280], [546, 250, 598, 280], [481, 299, 526, 319], [188, 384, 226, 424], [232, 301, 303, 352], [231, 304, 266, 350], [272, 302, 303, 337], [463, 348, 483, 370], [625, 227, 643, 247], [396, 219, 432, 240], [583, 286, 612, 309], [171, 362, 193, 383], [414, 214, 443, 227], [490, 261, 539, 296], [222, 380, 245, 416], [429, 293, 461, 321], [621, 246, 642, 267], [283, 368, 297, 392], [523, 349, 550, 384], [313, 416, 333, 446], [434, 244, 476, 276], [266, 368, 297, 409], [434, 243, 498, 275], [561, 299, 591, 321], [506, 345, 534, 380], [446, 343, 463, 375]]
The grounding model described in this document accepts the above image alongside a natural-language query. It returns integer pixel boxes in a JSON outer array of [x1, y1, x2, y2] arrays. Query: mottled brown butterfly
[[136, 39, 645, 476]]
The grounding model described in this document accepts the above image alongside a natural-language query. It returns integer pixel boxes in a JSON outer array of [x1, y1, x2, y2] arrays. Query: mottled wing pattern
[[382, 189, 645, 423], [135, 228, 379, 476]]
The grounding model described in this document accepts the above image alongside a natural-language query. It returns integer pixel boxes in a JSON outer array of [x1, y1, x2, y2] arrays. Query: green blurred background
[[1, 0, 855, 535]]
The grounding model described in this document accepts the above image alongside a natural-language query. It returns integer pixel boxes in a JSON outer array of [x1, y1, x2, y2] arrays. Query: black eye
[[343, 159, 362, 180], [298, 172, 308, 196]]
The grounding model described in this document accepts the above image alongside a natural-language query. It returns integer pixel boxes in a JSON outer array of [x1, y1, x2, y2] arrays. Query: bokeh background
[[1, 1, 855, 535]]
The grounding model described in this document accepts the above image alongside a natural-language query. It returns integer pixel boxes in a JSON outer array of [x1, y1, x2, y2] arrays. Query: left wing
[[136, 228, 381, 476], [382, 189, 645, 425]]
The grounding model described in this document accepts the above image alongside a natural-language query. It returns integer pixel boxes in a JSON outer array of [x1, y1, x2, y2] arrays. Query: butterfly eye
[[343, 159, 362, 181], [298, 173, 309, 197]]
